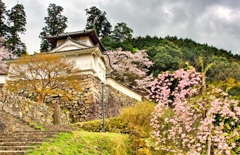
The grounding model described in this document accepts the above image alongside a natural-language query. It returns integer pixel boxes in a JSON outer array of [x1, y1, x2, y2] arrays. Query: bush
[[74, 117, 129, 133], [120, 100, 155, 137]]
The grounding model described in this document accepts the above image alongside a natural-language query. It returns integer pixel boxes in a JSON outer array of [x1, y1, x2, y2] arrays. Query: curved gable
[[49, 39, 91, 53]]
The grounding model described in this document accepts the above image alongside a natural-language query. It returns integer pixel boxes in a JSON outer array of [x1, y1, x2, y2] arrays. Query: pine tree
[[6, 3, 26, 56], [85, 6, 112, 38], [0, 0, 8, 38], [111, 22, 133, 42], [39, 3, 68, 52]]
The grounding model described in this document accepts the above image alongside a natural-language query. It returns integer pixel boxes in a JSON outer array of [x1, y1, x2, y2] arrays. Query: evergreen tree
[[6, 3, 26, 56], [85, 6, 112, 38], [0, 0, 7, 38], [111, 22, 133, 42], [39, 3, 68, 52]]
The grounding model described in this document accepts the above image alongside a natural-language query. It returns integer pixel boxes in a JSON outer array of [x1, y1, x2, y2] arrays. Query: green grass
[[73, 101, 156, 154], [28, 101, 157, 155], [27, 131, 132, 155], [29, 122, 46, 131]]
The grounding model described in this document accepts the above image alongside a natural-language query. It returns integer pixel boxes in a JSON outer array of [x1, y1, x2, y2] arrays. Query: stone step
[[0, 132, 58, 136], [0, 132, 61, 137], [0, 136, 55, 139], [0, 142, 42, 146], [0, 110, 75, 154], [0, 138, 53, 142], [0, 146, 36, 151], [0, 135, 56, 139], [2, 130, 60, 133], [0, 150, 26, 155]]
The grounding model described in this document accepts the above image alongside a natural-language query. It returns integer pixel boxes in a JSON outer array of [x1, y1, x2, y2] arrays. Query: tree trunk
[[53, 102, 61, 125], [37, 93, 45, 104], [207, 136, 212, 155]]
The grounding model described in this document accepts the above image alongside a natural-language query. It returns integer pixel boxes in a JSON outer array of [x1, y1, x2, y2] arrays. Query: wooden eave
[[46, 29, 106, 52]]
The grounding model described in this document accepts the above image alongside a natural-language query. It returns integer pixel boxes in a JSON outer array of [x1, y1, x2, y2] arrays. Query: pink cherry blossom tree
[[106, 48, 153, 93], [149, 68, 239, 155], [0, 38, 14, 74]]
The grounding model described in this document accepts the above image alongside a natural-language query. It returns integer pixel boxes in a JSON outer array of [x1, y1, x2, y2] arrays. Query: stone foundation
[[46, 74, 139, 123], [0, 93, 70, 125], [0, 75, 141, 124], [0, 84, 70, 124]]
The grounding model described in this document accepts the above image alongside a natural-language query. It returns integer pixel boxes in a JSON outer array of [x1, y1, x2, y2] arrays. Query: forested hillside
[[102, 34, 240, 99], [103, 35, 240, 73]]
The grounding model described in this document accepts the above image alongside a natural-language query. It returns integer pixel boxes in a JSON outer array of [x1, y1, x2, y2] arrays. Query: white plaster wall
[[94, 56, 106, 82], [57, 39, 65, 46], [68, 54, 95, 71], [75, 36, 93, 47], [0, 75, 7, 83], [68, 54, 107, 82], [106, 78, 142, 101]]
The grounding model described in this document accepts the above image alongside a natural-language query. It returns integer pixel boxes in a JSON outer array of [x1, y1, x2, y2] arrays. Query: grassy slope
[[27, 131, 131, 155]]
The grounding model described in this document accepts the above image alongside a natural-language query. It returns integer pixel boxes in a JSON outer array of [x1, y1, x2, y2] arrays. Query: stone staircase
[[0, 131, 60, 155], [0, 110, 75, 155]]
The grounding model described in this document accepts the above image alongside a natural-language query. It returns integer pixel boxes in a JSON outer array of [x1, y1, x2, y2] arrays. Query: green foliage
[[207, 57, 240, 82], [6, 3, 26, 56], [27, 131, 132, 155], [120, 101, 160, 155], [120, 101, 155, 136], [145, 107, 178, 155], [131, 35, 162, 50], [211, 78, 240, 100], [85, 6, 112, 38], [101, 36, 133, 51], [131, 35, 240, 75], [111, 22, 133, 42], [74, 117, 129, 133], [0, 0, 7, 37], [39, 3, 68, 52], [147, 40, 183, 75], [228, 125, 240, 154]]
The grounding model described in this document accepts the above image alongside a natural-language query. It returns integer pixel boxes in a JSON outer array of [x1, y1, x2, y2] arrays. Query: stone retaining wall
[[45, 74, 139, 123], [0, 84, 70, 124], [0, 74, 140, 124]]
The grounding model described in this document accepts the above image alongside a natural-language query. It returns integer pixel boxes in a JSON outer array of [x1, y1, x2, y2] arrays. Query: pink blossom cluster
[[148, 68, 202, 106], [106, 48, 153, 93], [0, 38, 14, 74], [149, 68, 240, 155]]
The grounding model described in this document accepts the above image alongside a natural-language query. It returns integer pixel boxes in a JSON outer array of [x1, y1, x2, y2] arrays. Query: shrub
[[149, 68, 240, 155], [74, 117, 129, 133], [120, 100, 155, 136]]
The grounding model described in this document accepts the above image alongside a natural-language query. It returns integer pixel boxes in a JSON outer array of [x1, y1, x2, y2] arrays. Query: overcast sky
[[4, 0, 240, 54]]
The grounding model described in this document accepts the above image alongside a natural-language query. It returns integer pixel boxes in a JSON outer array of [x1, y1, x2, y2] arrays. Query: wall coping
[[106, 77, 142, 101]]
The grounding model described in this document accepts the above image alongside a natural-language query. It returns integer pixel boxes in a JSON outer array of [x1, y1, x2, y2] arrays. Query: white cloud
[[3, 0, 240, 54]]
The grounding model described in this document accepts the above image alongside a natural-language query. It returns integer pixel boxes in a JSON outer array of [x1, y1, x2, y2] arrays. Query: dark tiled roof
[[46, 29, 93, 39], [46, 29, 106, 52]]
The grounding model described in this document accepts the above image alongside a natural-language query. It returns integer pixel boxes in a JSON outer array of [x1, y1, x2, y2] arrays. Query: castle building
[[1, 29, 142, 123]]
